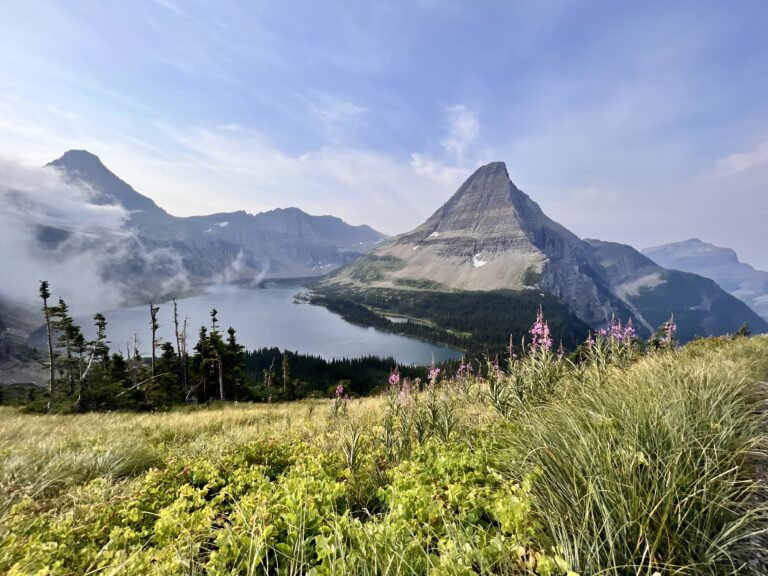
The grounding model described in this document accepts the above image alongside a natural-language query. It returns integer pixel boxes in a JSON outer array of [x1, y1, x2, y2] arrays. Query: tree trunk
[[173, 299, 189, 398], [218, 350, 225, 401], [43, 302, 54, 412], [150, 304, 159, 382]]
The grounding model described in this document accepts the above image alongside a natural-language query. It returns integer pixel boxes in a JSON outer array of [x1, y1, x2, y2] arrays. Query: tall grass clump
[[503, 337, 768, 575]]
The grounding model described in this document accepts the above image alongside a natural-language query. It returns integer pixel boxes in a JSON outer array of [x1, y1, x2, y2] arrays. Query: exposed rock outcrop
[[329, 162, 768, 340]]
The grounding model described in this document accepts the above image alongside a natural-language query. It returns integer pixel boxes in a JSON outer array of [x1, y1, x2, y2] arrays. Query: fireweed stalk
[[328, 383, 349, 419], [487, 307, 566, 417]]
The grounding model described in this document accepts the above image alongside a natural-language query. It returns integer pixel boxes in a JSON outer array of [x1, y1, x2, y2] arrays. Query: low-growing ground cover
[[1, 330, 766, 575]]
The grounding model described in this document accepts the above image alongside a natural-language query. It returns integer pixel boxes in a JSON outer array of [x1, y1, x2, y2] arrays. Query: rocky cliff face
[[643, 239, 768, 322], [331, 162, 622, 326], [46, 150, 385, 285], [329, 162, 767, 339]]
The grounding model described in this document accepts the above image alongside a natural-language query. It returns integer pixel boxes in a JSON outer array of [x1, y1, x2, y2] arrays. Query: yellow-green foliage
[[0, 398, 567, 575], [0, 336, 766, 575]]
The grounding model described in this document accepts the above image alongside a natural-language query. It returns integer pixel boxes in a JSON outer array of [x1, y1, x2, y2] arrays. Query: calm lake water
[[85, 284, 461, 365]]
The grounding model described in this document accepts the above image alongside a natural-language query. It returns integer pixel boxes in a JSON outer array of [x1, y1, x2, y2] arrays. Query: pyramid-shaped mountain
[[328, 162, 767, 341]]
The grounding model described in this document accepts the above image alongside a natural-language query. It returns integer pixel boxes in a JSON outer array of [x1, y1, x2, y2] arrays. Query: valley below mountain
[[2, 154, 766, 379]]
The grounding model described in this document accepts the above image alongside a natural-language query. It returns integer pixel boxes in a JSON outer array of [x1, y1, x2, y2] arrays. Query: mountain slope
[[586, 239, 767, 340], [327, 162, 767, 341], [643, 239, 768, 322], [47, 150, 385, 284], [329, 162, 625, 326]]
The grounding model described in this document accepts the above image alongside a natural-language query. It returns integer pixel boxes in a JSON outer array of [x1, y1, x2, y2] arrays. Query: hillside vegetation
[[1, 327, 766, 575], [309, 285, 591, 355]]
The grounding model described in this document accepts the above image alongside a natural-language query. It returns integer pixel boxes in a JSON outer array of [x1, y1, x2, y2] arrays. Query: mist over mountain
[[50, 150, 385, 284], [328, 162, 767, 341], [643, 239, 768, 322], [0, 150, 384, 314]]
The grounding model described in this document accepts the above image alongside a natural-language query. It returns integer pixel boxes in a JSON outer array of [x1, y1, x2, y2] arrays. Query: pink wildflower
[[530, 306, 552, 350], [661, 315, 677, 344], [623, 319, 636, 342], [388, 370, 401, 387]]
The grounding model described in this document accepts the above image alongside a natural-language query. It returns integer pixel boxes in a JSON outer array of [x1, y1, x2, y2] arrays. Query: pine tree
[[192, 326, 210, 401], [75, 313, 110, 410], [53, 298, 81, 397], [209, 309, 226, 401], [152, 342, 181, 407], [282, 352, 291, 392], [225, 326, 246, 400], [39, 281, 55, 412]]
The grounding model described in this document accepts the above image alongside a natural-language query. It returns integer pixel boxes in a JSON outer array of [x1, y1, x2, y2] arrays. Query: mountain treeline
[[30, 281, 248, 412], [244, 348, 429, 401], [310, 285, 591, 356], [15, 281, 437, 412]]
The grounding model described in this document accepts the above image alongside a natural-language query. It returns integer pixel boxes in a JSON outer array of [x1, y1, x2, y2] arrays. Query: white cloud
[[0, 158, 189, 313], [713, 139, 768, 177], [409, 153, 470, 186], [440, 104, 480, 162], [308, 93, 369, 142]]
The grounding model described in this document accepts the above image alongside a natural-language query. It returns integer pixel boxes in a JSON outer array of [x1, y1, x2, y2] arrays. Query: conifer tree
[[225, 326, 246, 400], [39, 281, 55, 412], [53, 298, 79, 396], [193, 326, 210, 401], [209, 309, 226, 401]]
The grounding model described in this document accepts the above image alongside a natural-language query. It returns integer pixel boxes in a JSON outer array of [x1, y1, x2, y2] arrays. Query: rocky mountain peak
[[643, 238, 768, 321], [50, 149, 106, 172], [403, 161, 566, 245], [644, 238, 741, 266], [439, 161, 515, 216], [48, 150, 164, 215]]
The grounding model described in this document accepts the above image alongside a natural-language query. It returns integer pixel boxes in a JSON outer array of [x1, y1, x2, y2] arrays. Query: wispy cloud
[[0, 1, 766, 267], [308, 93, 369, 143], [713, 139, 768, 177], [152, 122, 469, 231], [151, 0, 189, 17], [0, 158, 189, 313], [440, 104, 480, 163]]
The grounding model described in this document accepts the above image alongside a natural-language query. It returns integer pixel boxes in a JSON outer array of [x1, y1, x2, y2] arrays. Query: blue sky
[[1, 0, 768, 267]]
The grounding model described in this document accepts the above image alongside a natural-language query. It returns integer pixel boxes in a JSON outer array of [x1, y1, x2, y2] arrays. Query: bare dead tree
[[181, 317, 192, 401], [150, 303, 160, 381], [128, 334, 141, 390], [172, 299, 189, 397], [217, 347, 225, 401], [265, 357, 276, 388]]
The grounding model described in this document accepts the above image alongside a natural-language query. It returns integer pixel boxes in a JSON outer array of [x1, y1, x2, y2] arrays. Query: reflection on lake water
[[84, 284, 462, 365]]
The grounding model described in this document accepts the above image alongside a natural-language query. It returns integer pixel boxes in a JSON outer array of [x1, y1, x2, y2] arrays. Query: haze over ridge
[[0, 1, 767, 267]]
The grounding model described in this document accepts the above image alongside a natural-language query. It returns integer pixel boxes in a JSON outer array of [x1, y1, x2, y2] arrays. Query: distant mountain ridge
[[47, 150, 385, 286], [326, 162, 767, 342], [643, 238, 768, 322]]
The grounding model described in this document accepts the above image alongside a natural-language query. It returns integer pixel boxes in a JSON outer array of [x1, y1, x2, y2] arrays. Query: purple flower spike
[[388, 370, 401, 387], [530, 306, 552, 351]]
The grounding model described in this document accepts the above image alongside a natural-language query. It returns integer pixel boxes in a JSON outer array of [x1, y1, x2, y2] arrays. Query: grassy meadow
[[1, 334, 767, 575]]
